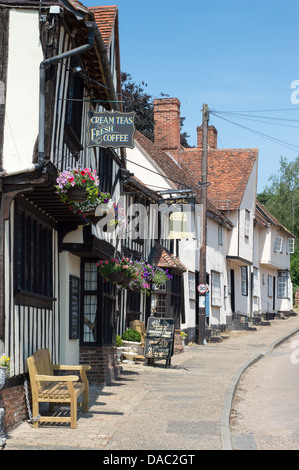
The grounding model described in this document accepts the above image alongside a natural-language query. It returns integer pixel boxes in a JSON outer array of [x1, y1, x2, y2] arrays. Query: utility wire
[[210, 111, 299, 152], [211, 107, 299, 113], [213, 113, 299, 129]]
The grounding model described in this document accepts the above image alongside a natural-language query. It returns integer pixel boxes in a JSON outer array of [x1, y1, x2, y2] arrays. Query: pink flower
[[105, 260, 109, 264], [69, 176, 74, 182], [81, 170, 86, 176]]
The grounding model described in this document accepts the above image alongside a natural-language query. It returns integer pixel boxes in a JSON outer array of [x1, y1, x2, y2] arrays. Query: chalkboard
[[69, 275, 80, 340], [144, 317, 175, 367]]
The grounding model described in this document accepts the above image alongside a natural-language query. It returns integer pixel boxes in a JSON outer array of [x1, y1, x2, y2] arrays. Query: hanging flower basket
[[107, 271, 125, 283], [67, 187, 87, 202], [55, 165, 111, 220]]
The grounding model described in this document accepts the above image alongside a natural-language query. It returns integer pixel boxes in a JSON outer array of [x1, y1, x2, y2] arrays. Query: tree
[[121, 72, 193, 147], [257, 155, 299, 293]]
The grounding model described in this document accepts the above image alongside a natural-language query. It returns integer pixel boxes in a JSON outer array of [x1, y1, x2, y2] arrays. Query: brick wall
[[80, 345, 119, 385], [197, 125, 218, 149], [153, 98, 181, 159], [0, 384, 28, 433]]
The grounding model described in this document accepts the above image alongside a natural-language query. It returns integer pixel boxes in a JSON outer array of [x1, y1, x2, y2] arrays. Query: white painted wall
[[3, 10, 43, 172], [126, 144, 176, 192], [59, 251, 81, 364]]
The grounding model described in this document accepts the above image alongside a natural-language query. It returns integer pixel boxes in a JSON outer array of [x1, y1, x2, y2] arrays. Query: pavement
[[2, 314, 299, 453]]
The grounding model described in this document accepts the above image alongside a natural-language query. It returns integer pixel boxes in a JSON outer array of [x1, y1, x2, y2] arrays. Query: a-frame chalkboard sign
[[144, 317, 175, 367]]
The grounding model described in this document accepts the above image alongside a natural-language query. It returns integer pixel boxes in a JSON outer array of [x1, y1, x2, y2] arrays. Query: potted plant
[[0, 354, 10, 390], [116, 335, 123, 363], [55, 165, 111, 222], [180, 331, 188, 349], [123, 261, 172, 295], [122, 328, 143, 357], [96, 258, 131, 284]]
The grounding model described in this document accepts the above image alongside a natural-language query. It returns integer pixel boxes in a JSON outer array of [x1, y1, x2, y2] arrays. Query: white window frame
[[278, 271, 289, 298], [245, 210, 250, 238], [253, 267, 258, 297], [274, 236, 283, 253], [267, 275, 273, 297], [241, 266, 248, 296], [188, 272, 196, 300], [287, 238, 295, 254], [218, 224, 223, 245], [211, 271, 221, 307]]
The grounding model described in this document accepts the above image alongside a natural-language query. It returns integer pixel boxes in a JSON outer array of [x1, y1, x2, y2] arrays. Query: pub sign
[[87, 111, 135, 148]]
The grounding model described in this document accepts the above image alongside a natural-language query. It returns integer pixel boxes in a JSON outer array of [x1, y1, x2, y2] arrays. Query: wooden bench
[[27, 349, 91, 429]]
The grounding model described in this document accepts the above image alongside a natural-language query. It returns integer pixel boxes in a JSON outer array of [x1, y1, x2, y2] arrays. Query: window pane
[[241, 267, 248, 296], [84, 263, 98, 291], [278, 271, 288, 298], [151, 294, 166, 317], [211, 271, 221, 306], [189, 272, 196, 300], [83, 295, 97, 342], [274, 236, 283, 252], [268, 275, 273, 297]]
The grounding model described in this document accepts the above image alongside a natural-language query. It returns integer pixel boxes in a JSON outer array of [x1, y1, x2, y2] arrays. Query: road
[[230, 332, 299, 450]]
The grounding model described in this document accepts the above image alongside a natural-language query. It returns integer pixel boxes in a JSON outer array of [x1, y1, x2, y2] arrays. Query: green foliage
[[257, 155, 299, 293], [116, 335, 123, 347], [122, 328, 141, 343], [121, 72, 193, 147]]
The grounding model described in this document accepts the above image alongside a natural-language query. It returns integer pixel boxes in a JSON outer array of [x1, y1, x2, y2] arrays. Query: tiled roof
[[68, 0, 90, 13], [256, 200, 295, 237], [134, 130, 188, 190], [88, 5, 118, 51], [134, 131, 234, 227], [180, 148, 258, 211], [149, 243, 187, 273]]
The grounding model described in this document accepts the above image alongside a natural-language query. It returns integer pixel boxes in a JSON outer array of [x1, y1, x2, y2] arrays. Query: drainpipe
[[1, 21, 96, 177], [38, 21, 96, 167]]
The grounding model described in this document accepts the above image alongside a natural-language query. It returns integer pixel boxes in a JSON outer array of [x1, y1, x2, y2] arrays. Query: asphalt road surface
[[230, 332, 299, 450]]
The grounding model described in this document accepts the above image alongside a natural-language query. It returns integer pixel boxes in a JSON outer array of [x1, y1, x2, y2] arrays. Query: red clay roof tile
[[179, 148, 258, 211], [88, 5, 118, 51]]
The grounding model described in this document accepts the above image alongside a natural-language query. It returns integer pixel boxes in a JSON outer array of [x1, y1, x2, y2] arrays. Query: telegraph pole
[[198, 103, 209, 345]]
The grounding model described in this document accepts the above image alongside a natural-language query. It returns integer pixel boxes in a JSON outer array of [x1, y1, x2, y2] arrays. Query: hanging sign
[[87, 111, 135, 148]]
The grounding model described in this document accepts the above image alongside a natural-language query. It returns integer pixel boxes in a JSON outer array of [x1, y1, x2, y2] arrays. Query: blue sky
[[85, 0, 299, 192]]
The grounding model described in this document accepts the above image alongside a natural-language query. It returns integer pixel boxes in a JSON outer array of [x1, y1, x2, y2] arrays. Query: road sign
[[197, 283, 209, 294]]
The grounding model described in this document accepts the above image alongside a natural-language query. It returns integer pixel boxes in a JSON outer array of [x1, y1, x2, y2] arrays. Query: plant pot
[[107, 271, 125, 283], [122, 351, 138, 362], [116, 347, 123, 363], [0, 367, 7, 391], [67, 187, 87, 202], [122, 341, 143, 355]]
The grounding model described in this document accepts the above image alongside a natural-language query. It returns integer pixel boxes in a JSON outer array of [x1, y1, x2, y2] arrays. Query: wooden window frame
[[14, 203, 54, 309]]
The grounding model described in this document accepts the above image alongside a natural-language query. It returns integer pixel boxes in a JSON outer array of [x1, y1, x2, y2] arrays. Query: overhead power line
[[210, 111, 299, 153]]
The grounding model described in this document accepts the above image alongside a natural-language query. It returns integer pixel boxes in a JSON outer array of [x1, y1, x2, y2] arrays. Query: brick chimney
[[197, 125, 217, 149], [153, 98, 181, 159]]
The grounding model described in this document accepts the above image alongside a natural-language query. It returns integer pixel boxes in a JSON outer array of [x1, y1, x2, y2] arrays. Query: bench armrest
[[52, 364, 91, 371], [35, 374, 79, 382]]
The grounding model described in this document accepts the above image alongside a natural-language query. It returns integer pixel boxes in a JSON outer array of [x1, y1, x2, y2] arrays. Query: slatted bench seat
[[27, 348, 91, 429]]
